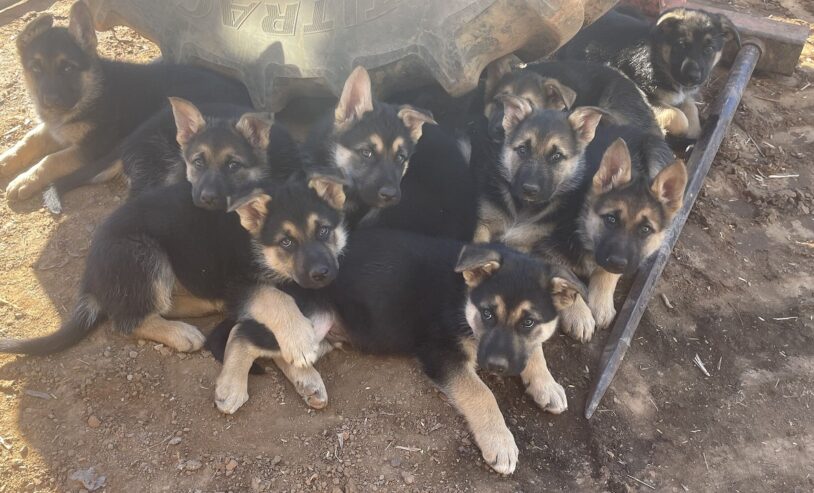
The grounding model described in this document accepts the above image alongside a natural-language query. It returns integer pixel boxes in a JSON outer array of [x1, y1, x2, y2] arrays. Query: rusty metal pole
[[585, 41, 764, 419]]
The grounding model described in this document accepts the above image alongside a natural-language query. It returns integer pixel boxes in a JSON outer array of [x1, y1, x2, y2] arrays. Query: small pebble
[[87, 415, 101, 429]]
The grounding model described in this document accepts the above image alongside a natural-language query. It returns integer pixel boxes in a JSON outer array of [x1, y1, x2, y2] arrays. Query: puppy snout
[[377, 186, 400, 204], [681, 60, 703, 84], [521, 183, 540, 198], [603, 255, 628, 273], [485, 356, 509, 374], [309, 265, 331, 283]]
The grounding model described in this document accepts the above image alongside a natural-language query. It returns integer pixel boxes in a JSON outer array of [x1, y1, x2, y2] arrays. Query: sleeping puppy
[[559, 7, 740, 139]]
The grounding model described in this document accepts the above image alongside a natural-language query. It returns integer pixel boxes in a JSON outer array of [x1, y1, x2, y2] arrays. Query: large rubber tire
[[86, 0, 617, 111]]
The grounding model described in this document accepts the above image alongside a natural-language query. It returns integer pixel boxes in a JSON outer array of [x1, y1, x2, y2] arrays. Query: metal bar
[[584, 42, 763, 419]]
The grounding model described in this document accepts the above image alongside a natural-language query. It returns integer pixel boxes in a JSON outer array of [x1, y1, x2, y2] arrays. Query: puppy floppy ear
[[541, 79, 577, 111], [16, 13, 53, 52], [308, 171, 348, 211], [398, 105, 436, 143], [717, 13, 741, 49], [455, 245, 502, 288], [568, 106, 606, 146], [228, 190, 272, 235], [68, 1, 98, 52], [169, 97, 206, 149], [498, 94, 533, 136], [650, 158, 688, 217], [593, 138, 632, 194], [335, 66, 374, 127], [236, 112, 273, 150], [549, 267, 587, 311], [654, 9, 684, 36], [484, 55, 517, 100]]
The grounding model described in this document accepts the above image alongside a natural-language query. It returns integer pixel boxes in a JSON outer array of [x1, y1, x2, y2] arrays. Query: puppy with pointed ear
[[548, 267, 588, 311], [68, 1, 98, 53], [650, 158, 688, 217], [540, 79, 577, 111], [169, 97, 206, 149], [15, 13, 54, 52], [229, 190, 272, 236], [307, 171, 348, 211], [335, 66, 374, 128], [567, 106, 607, 148], [455, 245, 502, 288], [398, 106, 437, 143], [716, 13, 741, 48], [484, 55, 520, 100], [236, 112, 273, 151], [592, 138, 633, 195], [498, 94, 534, 137]]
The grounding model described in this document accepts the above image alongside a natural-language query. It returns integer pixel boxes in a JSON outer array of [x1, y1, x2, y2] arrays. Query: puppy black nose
[[199, 190, 219, 207], [309, 265, 331, 283], [682, 62, 703, 84], [485, 356, 509, 374], [521, 183, 540, 197], [378, 186, 399, 202], [604, 255, 628, 273]]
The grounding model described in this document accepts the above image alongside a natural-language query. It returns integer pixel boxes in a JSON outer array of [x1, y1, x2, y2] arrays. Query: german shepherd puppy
[[208, 229, 587, 474], [0, 1, 250, 202], [559, 7, 740, 138], [0, 112, 347, 377], [482, 57, 662, 142], [303, 66, 436, 226]]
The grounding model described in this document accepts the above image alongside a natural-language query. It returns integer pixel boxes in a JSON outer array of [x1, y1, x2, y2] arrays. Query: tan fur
[[244, 286, 320, 368], [131, 314, 206, 352], [397, 106, 436, 143], [520, 345, 567, 414], [558, 294, 595, 343], [679, 98, 702, 139], [587, 268, 622, 330], [235, 113, 273, 150], [654, 105, 690, 136], [215, 327, 277, 414], [235, 194, 271, 235], [651, 159, 688, 215], [271, 343, 332, 409], [6, 146, 84, 200], [593, 138, 632, 194], [335, 66, 374, 127], [308, 175, 346, 210], [461, 260, 500, 287], [0, 123, 63, 177]]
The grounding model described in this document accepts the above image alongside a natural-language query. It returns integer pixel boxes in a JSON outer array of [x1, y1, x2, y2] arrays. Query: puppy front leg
[[270, 342, 333, 410], [0, 123, 63, 178], [559, 294, 595, 343], [6, 146, 83, 201], [521, 345, 567, 414], [679, 98, 702, 139], [587, 267, 622, 330], [245, 286, 319, 368], [215, 323, 269, 414]]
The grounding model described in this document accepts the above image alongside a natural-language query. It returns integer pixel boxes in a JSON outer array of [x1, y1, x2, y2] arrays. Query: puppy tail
[[205, 318, 265, 375], [0, 295, 105, 355], [44, 146, 124, 214]]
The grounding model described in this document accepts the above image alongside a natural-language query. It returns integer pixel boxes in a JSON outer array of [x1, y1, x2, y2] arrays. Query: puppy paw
[[527, 378, 567, 414], [167, 322, 206, 352], [5, 168, 41, 201], [279, 324, 319, 368], [559, 299, 595, 343], [589, 296, 617, 331], [214, 381, 249, 414], [475, 425, 519, 475], [295, 371, 328, 410]]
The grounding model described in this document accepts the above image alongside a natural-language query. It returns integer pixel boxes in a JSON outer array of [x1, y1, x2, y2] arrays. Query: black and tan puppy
[[0, 110, 347, 384], [0, 1, 250, 203], [559, 7, 739, 138], [303, 66, 436, 226], [208, 229, 586, 474], [483, 57, 662, 142]]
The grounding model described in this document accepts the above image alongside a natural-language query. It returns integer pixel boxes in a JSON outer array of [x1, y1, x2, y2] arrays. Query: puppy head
[[16, 2, 101, 119], [653, 8, 740, 89], [170, 97, 273, 210], [330, 66, 435, 209], [499, 99, 604, 206], [580, 138, 688, 274], [456, 245, 586, 376], [232, 173, 347, 289]]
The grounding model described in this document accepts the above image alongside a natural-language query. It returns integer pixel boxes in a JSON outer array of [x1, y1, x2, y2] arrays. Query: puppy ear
[[717, 13, 741, 49], [650, 158, 688, 216], [568, 106, 606, 146], [654, 9, 683, 35], [229, 191, 272, 235], [593, 138, 632, 194], [335, 66, 374, 126], [541, 79, 577, 111], [455, 245, 502, 288], [549, 267, 587, 311], [398, 105, 436, 143], [308, 172, 347, 211], [498, 94, 533, 136], [16, 13, 53, 52], [68, 1, 98, 52], [236, 112, 273, 150], [169, 97, 206, 148], [484, 55, 517, 100]]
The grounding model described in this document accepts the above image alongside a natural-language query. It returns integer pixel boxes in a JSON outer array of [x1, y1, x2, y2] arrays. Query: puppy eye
[[549, 151, 564, 163], [703, 46, 714, 56], [395, 154, 407, 165], [521, 318, 536, 329], [279, 237, 294, 249], [359, 148, 373, 159], [61, 63, 76, 73], [317, 225, 331, 239], [227, 160, 243, 171], [29, 62, 43, 73], [192, 158, 205, 169], [603, 213, 618, 226], [640, 224, 653, 236], [515, 143, 530, 157], [481, 308, 494, 321]]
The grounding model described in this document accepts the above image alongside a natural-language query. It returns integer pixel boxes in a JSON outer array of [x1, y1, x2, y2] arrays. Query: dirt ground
[[0, 1, 812, 492]]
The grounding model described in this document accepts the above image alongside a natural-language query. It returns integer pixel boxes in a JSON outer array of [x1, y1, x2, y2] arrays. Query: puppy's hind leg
[[130, 314, 206, 353]]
